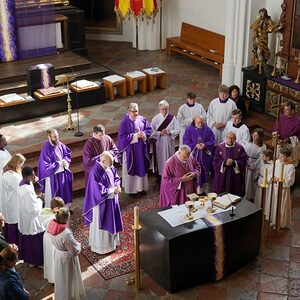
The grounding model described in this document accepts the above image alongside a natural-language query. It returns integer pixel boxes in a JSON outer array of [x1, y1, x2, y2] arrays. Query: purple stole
[[153, 114, 174, 174]]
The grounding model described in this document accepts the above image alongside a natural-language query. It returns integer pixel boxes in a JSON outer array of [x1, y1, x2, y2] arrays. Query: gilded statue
[[250, 8, 278, 75]]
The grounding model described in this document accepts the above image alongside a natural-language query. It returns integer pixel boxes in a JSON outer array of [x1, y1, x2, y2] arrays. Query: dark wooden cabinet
[[55, 5, 87, 56], [242, 66, 273, 113]]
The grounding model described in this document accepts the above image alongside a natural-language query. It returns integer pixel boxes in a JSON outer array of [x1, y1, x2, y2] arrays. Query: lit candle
[[262, 168, 268, 187], [275, 34, 280, 54], [279, 163, 284, 181], [134, 206, 139, 229]]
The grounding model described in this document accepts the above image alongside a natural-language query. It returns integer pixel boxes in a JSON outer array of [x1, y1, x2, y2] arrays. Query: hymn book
[[213, 193, 241, 209]]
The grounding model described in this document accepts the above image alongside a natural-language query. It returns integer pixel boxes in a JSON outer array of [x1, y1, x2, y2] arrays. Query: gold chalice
[[185, 201, 195, 220]]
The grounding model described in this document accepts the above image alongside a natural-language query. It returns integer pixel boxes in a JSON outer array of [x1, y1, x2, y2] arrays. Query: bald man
[[82, 151, 123, 254]]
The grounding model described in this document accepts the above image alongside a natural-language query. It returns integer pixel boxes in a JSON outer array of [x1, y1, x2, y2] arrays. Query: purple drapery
[[15, 0, 56, 59], [0, 0, 19, 62]]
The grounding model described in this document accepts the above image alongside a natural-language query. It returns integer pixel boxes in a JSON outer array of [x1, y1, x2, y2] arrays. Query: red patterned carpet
[[70, 194, 159, 280]]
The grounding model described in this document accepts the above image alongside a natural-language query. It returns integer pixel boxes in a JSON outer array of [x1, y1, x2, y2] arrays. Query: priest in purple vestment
[[213, 131, 249, 197], [38, 129, 73, 207], [272, 101, 300, 167], [160, 145, 201, 207], [82, 151, 123, 254], [82, 124, 118, 184], [183, 115, 215, 195], [118, 103, 152, 195]]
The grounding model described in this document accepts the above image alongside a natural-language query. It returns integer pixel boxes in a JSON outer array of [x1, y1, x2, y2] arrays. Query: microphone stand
[[72, 69, 83, 138], [226, 193, 235, 217]]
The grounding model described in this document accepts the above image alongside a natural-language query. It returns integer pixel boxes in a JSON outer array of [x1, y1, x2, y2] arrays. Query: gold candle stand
[[275, 177, 284, 237], [260, 183, 268, 241]]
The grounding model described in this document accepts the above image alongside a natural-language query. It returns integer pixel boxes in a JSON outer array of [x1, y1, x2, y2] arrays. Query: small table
[[124, 71, 147, 96], [143, 67, 166, 92], [103, 75, 127, 100]]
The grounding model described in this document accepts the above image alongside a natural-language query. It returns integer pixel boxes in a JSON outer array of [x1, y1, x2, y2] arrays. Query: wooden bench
[[166, 22, 225, 77]]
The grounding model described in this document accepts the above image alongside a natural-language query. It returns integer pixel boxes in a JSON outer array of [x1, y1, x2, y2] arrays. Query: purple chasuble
[[272, 114, 300, 140], [82, 162, 123, 235], [118, 114, 151, 177], [160, 154, 201, 207], [183, 124, 215, 187], [82, 135, 118, 183], [213, 142, 248, 197], [37, 140, 73, 204]]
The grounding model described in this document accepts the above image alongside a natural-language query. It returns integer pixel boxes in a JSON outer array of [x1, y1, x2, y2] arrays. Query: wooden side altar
[[139, 199, 261, 293]]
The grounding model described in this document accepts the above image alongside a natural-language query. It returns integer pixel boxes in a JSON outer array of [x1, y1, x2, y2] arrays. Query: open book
[[213, 193, 241, 209]]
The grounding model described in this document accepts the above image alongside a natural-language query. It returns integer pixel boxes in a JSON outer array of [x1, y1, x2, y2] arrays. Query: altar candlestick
[[134, 206, 139, 229], [279, 163, 284, 181], [262, 168, 268, 187], [275, 34, 280, 54]]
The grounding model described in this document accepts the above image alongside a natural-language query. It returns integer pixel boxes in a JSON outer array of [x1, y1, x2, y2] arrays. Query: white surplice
[[0, 149, 12, 212], [18, 182, 45, 235], [254, 159, 273, 214], [176, 103, 206, 145], [206, 98, 237, 145], [39, 208, 56, 283], [268, 159, 295, 228], [51, 228, 85, 300], [150, 113, 180, 175], [0, 170, 22, 224], [244, 142, 267, 200], [222, 121, 250, 148]]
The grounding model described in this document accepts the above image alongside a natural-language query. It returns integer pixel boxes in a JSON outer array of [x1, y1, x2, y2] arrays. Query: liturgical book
[[213, 193, 241, 209]]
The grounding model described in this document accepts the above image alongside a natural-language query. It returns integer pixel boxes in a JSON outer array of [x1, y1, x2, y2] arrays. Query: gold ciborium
[[185, 201, 195, 220], [206, 193, 217, 213]]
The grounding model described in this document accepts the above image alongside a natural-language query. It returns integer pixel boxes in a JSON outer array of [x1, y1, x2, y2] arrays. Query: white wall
[[87, 0, 227, 50]]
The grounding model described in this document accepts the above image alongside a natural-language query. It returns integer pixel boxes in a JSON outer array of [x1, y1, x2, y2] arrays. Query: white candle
[[262, 168, 268, 187], [134, 206, 139, 229], [279, 163, 284, 181], [275, 34, 280, 54]]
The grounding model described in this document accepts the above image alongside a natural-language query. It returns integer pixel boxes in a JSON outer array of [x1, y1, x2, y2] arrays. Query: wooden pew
[[166, 22, 225, 77]]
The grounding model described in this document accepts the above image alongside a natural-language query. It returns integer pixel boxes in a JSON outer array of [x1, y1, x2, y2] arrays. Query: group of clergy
[[0, 83, 299, 296], [0, 131, 85, 300]]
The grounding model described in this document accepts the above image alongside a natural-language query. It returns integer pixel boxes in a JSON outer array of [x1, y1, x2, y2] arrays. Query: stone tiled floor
[[2, 41, 300, 299]]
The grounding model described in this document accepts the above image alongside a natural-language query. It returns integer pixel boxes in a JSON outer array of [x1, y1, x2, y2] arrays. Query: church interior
[[1, 0, 300, 299]]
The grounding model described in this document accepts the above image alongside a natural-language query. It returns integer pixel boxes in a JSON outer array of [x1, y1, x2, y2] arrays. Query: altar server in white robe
[[151, 100, 180, 177], [269, 146, 295, 228], [48, 208, 85, 300], [254, 149, 273, 211], [83, 151, 123, 254], [18, 167, 45, 267], [38, 197, 65, 283], [207, 85, 237, 145], [222, 109, 250, 148], [0, 153, 25, 244], [177, 92, 206, 145], [244, 128, 266, 200], [0, 134, 12, 212]]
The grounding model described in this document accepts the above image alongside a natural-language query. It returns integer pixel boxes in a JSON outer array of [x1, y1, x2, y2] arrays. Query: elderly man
[[118, 103, 151, 195], [38, 129, 73, 207], [82, 124, 118, 183], [207, 85, 237, 145], [83, 151, 123, 254], [272, 101, 300, 167], [213, 131, 248, 197], [177, 92, 206, 145], [183, 115, 215, 195], [222, 109, 250, 147], [160, 145, 201, 207], [150, 100, 179, 178]]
